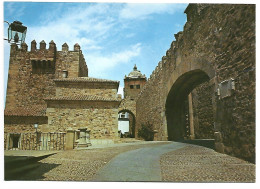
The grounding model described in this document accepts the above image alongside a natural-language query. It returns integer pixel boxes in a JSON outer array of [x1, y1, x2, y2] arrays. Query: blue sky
[[3, 2, 188, 101]]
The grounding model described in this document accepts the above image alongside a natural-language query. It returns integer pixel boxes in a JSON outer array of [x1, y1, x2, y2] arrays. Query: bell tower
[[124, 64, 146, 100]]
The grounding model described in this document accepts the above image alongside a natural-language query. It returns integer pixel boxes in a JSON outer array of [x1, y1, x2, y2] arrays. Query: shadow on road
[[5, 154, 60, 181], [177, 139, 215, 150]]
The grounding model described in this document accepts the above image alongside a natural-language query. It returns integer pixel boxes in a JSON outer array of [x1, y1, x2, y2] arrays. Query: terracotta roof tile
[[54, 77, 119, 84], [45, 95, 120, 102], [4, 105, 47, 117]]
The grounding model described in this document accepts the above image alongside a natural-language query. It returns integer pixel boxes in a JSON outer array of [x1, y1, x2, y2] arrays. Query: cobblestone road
[[160, 145, 255, 182], [17, 141, 255, 182], [19, 142, 168, 181]]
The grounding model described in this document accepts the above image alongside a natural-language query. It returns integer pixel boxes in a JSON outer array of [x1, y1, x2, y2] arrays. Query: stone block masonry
[[136, 4, 255, 163], [5, 40, 121, 148], [45, 100, 120, 140], [5, 41, 88, 110]]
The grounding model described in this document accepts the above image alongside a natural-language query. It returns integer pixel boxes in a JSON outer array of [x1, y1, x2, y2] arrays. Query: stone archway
[[118, 109, 136, 138], [165, 68, 215, 141]]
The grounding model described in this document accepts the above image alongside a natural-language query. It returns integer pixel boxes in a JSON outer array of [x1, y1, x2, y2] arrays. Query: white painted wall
[[118, 120, 129, 134]]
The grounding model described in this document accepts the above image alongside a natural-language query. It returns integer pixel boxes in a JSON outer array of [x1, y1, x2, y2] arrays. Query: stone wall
[[136, 4, 255, 162], [5, 41, 88, 110], [124, 78, 146, 100], [79, 52, 88, 77], [118, 98, 137, 137], [4, 117, 48, 133], [56, 43, 88, 78], [46, 100, 119, 140], [54, 81, 118, 99], [119, 97, 136, 116], [192, 82, 215, 139]]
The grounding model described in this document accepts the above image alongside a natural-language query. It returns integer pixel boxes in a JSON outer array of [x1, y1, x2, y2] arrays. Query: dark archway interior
[[165, 69, 211, 141], [118, 110, 136, 138]]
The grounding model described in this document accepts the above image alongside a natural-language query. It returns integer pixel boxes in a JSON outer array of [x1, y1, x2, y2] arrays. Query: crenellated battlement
[[6, 38, 88, 109], [136, 4, 256, 163], [11, 40, 82, 53], [9, 40, 87, 77]]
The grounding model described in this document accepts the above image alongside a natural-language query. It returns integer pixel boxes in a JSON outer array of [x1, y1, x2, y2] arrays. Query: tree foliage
[[138, 122, 154, 141]]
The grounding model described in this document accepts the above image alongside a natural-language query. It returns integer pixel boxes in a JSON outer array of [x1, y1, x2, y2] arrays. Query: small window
[[136, 85, 140, 89], [130, 85, 134, 89]]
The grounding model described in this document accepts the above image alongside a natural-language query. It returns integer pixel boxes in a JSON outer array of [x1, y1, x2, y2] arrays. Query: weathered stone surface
[[136, 4, 255, 163], [119, 65, 147, 137], [46, 101, 119, 140], [192, 81, 215, 139], [4, 40, 120, 147], [5, 41, 88, 109]]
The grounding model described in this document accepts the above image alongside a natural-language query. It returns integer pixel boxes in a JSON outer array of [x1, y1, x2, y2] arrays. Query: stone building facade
[[136, 4, 255, 163], [4, 40, 121, 149]]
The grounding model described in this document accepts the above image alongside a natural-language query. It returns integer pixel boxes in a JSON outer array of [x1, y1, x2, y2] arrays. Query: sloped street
[[9, 141, 255, 182]]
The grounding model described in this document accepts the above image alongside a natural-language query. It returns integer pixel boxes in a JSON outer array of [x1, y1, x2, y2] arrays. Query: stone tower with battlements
[[5, 40, 88, 110], [4, 40, 121, 147]]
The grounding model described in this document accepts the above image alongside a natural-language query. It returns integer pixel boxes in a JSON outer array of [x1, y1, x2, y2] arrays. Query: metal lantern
[[34, 122, 39, 132], [7, 21, 27, 44]]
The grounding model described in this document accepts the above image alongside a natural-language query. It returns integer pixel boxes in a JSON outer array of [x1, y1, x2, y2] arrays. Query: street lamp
[[34, 123, 39, 150], [34, 122, 39, 133], [4, 20, 27, 44]]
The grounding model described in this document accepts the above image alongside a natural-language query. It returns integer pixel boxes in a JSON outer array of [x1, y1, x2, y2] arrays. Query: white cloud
[[119, 3, 187, 20], [5, 2, 15, 15], [4, 2, 187, 97], [87, 43, 142, 77], [126, 33, 135, 38], [5, 2, 26, 18], [24, 3, 117, 51]]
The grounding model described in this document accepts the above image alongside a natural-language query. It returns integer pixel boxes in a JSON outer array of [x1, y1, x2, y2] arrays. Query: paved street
[[7, 141, 255, 182], [92, 142, 255, 182], [91, 142, 186, 181]]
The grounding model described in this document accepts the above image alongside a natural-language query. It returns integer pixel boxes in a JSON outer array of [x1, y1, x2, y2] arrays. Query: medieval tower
[[118, 65, 146, 137], [4, 40, 121, 149], [123, 64, 147, 100]]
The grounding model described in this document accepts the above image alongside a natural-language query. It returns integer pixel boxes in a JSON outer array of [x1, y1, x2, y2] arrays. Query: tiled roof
[[54, 77, 119, 84], [45, 95, 120, 102], [4, 105, 47, 117]]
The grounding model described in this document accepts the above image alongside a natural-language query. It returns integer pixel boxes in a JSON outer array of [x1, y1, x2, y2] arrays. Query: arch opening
[[118, 109, 136, 138], [165, 69, 214, 141]]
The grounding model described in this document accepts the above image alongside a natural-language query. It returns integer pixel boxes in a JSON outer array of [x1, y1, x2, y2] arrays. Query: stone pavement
[[5, 141, 255, 182], [160, 145, 255, 182], [15, 141, 168, 181], [91, 142, 255, 182], [91, 142, 187, 181]]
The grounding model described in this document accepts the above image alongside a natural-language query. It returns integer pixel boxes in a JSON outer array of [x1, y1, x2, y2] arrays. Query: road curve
[[91, 142, 187, 182]]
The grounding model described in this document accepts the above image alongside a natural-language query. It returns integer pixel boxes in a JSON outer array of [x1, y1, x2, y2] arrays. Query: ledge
[[44, 95, 121, 102], [53, 77, 119, 84]]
